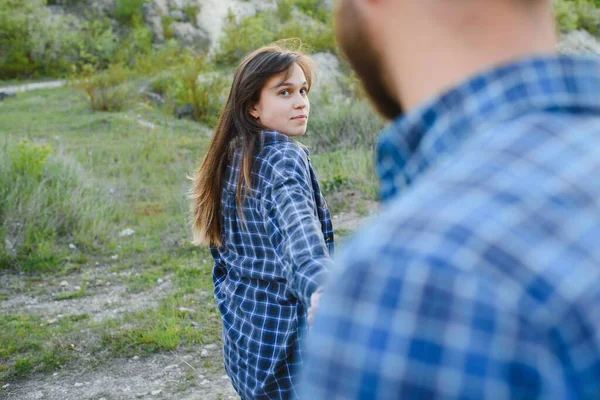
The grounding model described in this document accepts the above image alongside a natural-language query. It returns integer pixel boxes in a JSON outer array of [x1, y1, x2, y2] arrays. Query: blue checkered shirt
[[300, 55, 600, 399], [210, 130, 334, 400]]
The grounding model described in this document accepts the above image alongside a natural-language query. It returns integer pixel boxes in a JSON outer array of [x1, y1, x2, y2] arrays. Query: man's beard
[[334, 0, 403, 120]]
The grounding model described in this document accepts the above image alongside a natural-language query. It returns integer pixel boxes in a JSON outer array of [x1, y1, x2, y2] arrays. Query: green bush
[[213, 10, 279, 66], [0, 0, 81, 78], [113, 20, 154, 67], [277, 0, 295, 21], [295, 0, 330, 24], [183, 4, 201, 22], [134, 39, 188, 75], [162, 15, 175, 40], [304, 98, 385, 152], [71, 63, 134, 112], [155, 54, 231, 126], [554, 0, 600, 34], [214, 8, 336, 66], [72, 17, 120, 73], [113, 0, 146, 26], [0, 141, 119, 272]]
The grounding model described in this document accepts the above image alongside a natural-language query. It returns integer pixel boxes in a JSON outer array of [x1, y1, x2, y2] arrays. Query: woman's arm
[[261, 145, 333, 308]]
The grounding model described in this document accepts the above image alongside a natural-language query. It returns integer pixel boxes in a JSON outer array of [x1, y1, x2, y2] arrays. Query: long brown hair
[[190, 43, 314, 247]]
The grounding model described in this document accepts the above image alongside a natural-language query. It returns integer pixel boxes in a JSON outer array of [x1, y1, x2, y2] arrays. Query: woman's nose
[[293, 95, 307, 109]]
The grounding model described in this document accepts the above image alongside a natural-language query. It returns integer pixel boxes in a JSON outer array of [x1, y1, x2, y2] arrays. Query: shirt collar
[[376, 54, 600, 202], [261, 129, 292, 145], [260, 129, 310, 155]]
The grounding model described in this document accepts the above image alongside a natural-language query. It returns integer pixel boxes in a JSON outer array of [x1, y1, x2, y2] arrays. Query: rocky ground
[[0, 208, 371, 400]]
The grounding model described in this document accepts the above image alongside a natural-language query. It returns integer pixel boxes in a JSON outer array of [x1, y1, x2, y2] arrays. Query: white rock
[[204, 343, 218, 350], [74, 286, 81, 291], [151, 389, 162, 395], [74, 382, 84, 387], [200, 349, 209, 357], [200, 379, 210, 385], [558, 30, 600, 56], [157, 278, 164, 284], [119, 228, 135, 237], [133, 355, 140, 361], [33, 392, 43, 399], [171, 22, 210, 48], [221, 375, 229, 380], [2, 383, 9, 388], [165, 364, 178, 370], [60, 280, 69, 287], [111, 255, 118, 260], [178, 307, 194, 313], [68, 243, 77, 250]]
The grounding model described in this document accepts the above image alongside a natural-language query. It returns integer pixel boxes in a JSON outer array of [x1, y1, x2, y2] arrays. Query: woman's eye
[[280, 90, 290, 96], [300, 88, 308, 95]]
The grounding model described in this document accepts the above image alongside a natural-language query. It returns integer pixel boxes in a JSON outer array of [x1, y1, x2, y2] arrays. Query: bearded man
[[301, 0, 600, 398]]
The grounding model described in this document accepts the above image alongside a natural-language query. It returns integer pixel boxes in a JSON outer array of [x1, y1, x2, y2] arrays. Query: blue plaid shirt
[[211, 130, 334, 400], [301, 55, 600, 399]]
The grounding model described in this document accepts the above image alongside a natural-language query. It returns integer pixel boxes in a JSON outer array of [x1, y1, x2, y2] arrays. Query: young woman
[[190, 44, 334, 400]]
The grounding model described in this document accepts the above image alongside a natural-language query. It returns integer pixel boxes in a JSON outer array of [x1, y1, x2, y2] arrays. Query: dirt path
[[2, 352, 238, 400], [0, 80, 66, 95], [0, 207, 375, 400]]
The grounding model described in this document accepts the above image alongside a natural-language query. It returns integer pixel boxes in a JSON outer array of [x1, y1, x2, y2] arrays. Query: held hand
[[307, 290, 322, 325]]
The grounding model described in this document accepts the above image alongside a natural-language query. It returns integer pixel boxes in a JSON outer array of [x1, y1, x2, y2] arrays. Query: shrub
[[554, 0, 600, 34], [162, 15, 175, 40], [113, 20, 154, 67], [0, 0, 81, 78], [183, 4, 201, 22], [295, 0, 330, 24], [71, 63, 134, 112], [156, 54, 231, 126], [72, 17, 120, 73], [213, 9, 336, 66], [113, 0, 146, 26], [304, 98, 385, 153], [134, 39, 195, 76], [276, 0, 295, 21], [0, 141, 119, 272], [213, 10, 279, 66]]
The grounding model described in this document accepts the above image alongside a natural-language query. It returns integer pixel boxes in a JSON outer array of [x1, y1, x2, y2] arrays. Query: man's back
[[302, 55, 600, 399]]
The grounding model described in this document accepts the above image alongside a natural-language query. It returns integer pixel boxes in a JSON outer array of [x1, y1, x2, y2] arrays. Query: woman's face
[[249, 63, 310, 137]]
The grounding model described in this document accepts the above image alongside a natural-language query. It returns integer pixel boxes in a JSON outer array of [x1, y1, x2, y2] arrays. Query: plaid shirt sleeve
[[260, 143, 333, 308]]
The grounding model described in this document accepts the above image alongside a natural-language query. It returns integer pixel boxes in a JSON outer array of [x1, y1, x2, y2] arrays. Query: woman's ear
[[249, 104, 260, 120]]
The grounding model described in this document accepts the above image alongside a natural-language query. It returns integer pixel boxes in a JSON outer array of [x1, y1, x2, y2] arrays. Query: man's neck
[[384, 2, 557, 111]]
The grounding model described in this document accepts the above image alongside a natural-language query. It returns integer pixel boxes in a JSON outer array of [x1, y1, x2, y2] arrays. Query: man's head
[[334, 0, 401, 119], [334, 0, 556, 120]]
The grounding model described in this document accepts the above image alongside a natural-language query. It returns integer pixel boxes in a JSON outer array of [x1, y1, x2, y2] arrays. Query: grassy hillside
[[1, 0, 598, 390]]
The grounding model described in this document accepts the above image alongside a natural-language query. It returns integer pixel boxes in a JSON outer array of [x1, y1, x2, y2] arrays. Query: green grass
[[54, 284, 88, 301], [0, 76, 378, 383], [99, 259, 219, 358], [0, 313, 89, 381]]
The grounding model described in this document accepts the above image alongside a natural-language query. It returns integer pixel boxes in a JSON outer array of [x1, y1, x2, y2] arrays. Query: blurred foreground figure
[[301, 0, 600, 398]]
